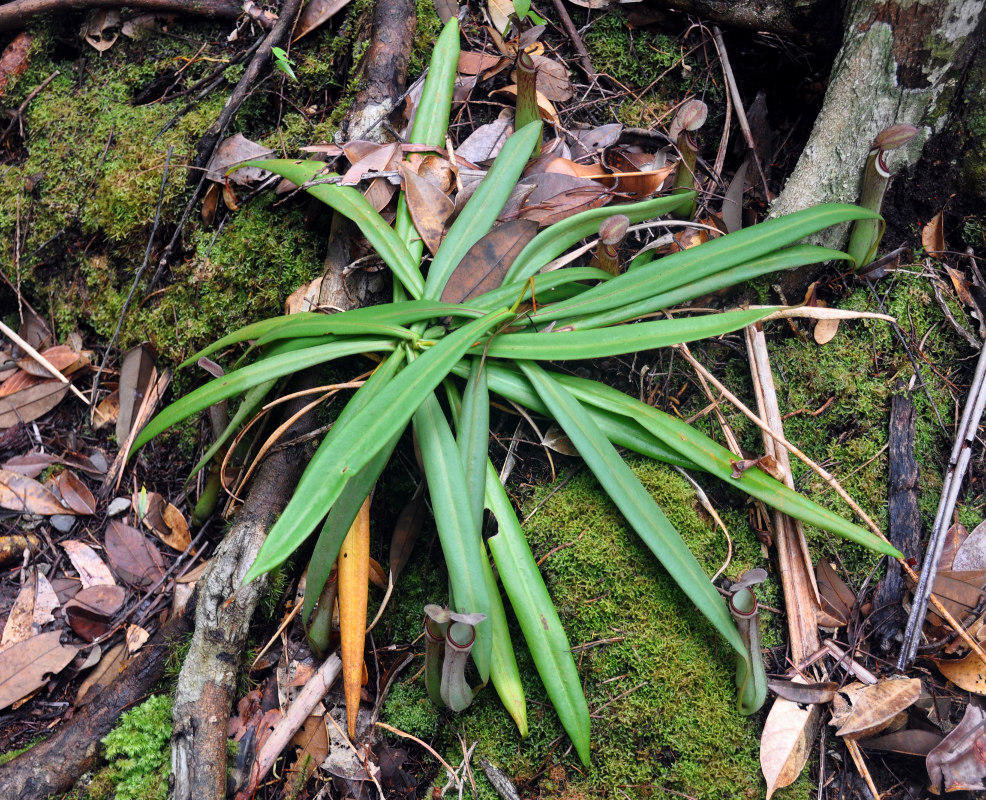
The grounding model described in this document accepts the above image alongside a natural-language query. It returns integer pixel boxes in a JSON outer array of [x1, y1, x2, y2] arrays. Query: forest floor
[[2, 2, 986, 799]]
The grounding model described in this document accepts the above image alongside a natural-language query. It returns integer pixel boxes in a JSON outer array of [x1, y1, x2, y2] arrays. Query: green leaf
[[423, 122, 543, 300], [456, 358, 490, 533], [469, 266, 613, 311], [243, 308, 514, 582], [533, 205, 881, 322], [479, 307, 773, 360], [486, 462, 590, 763], [503, 193, 696, 286], [481, 539, 528, 736], [566, 245, 853, 329], [555, 373, 902, 557], [518, 361, 758, 713], [131, 337, 396, 455], [414, 392, 492, 681], [239, 159, 424, 299]]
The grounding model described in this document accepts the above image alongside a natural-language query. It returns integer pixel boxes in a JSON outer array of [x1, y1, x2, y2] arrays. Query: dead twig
[[547, 0, 598, 83], [0, 0, 243, 32], [1, 69, 59, 143]]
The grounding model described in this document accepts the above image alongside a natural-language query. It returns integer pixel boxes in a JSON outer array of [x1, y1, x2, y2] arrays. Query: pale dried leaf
[[813, 317, 840, 344], [0, 631, 79, 710], [493, 84, 559, 126], [2, 451, 55, 479], [487, 0, 514, 33], [161, 502, 192, 552], [62, 540, 117, 588], [16, 345, 83, 378], [927, 697, 986, 793], [835, 678, 922, 739], [433, 0, 459, 24], [1, 571, 55, 651], [83, 9, 120, 52], [933, 651, 986, 695], [126, 624, 150, 654], [293, 0, 352, 41], [760, 687, 820, 799], [206, 134, 274, 185], [457, 118, 512, 163], [953, 520, 986, 571], [939, 522, 970, 571], [767, 679, 838, 705], [92, 390, 120, 430], [116, 344, 155, 443], [0, 381, 69, 429]]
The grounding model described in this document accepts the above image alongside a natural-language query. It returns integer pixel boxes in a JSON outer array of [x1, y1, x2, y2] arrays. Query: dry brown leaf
[[161, 502, 192, 552], [64, 584, 127, 641], [859, 729, 943, 757], [205, 134, 274, 185], [927, 696, 986, 793], [342, 142, 400, 185], [338, 497, 370, 738], [92, 390, 120, 430], [400, 163, 454, 256], [542, 424, 579, 456], [917, 570, 986, 628], [0, 468, 72, 515], [388, 494, 425, 582], [288, 713, 330, 781], [0, 370, 43, 399], [510, 54, 573, 102], [62, 540, 116, 588], [368, 557, 387, 590], [293, 0, 352, 41], [922, 210, 946, 257], [487, 0, 514, 33], [458, 51, 505, 76], [126, 624, 150, 654], [834, 678, 922, 739], [939, 522, 970, 571], [760, 685, 821, 799], [517, 173, 611, 226], [105, 520, 166, 588], [75, 641, 126, 705], [363, 177, 397, 212], [0, 32, 33, 97], [116, 344, 155, 444], [493, 85, 560, 126], [433, 0, 459, 24], [201, 182, 220, 226], [457, 118, 512, 163], [952, 520, 986, 571], [16, 345, 83, 378], [0, 631, 79, 710], [606, 149, 673, 199], [816, 559, 854, 627], [56, 470, 96, 515], [2, 451, 55, 478], [0, 381, 69, 429], [933, 651, 986, 694], [767, 679, 839, 705], [133, 489, 191, 552], [82, 9, 120, 52], [813, 317, 840, 344], [1, 569, 59, 651], [440, 219, 538, 304]]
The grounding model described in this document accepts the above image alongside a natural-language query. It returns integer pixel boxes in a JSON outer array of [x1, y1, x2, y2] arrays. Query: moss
[[410, 0, 443, 77], [382, 460, 791, 799]]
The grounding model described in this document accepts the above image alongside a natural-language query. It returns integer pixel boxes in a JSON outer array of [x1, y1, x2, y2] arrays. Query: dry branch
[[0, 0, 243, 32]]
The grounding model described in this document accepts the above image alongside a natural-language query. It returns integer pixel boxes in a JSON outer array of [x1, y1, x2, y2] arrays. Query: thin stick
[[899, 339, 986, 668], [845, 739, 881, 800], [0, 319, 88, 403], [375, 721, 459, 781], [711, 27, 771, 199], [676, 344, 986, 664], [548, 0, 597, 82], [0, 69, 59, 142]]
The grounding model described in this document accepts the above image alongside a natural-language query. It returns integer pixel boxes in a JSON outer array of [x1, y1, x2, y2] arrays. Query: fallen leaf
[[606, 148, 673, 199], [342, 142, 400, 185], [2, 451, 55, 478], [388, 494, 425, 582], [293, 0, 352, 41], [0, 370, 43, 398], [814, 316, 840, 344], [92, 390, 120, 430], [16, 345, 84, 378], [457, 118, 512, 164], [1, 569, 59, 651], [834, 678, 922, 739], [922, 210, 946, 258], [434, 0, 459, 24], [860, 729, 944, 757], [487, 0, 514, 33], [541, 423, 579, 456], [62, 541, 117, 588], [721, 158, 749, 234], [760, 683, 821, 799], [116, 344, 156, 444], [161, 502, 192, 552], [516, 173, 611, 226], [400, 164, 454, 256], [493, 84, 559, 126], [458, 51, 505, 77], [939, 522, 970, 571], [767, 679, 839, 705], [816, 559, 854, 627], [201, 182, 220, 226], [105, 520, 166, 588], [0, 468, 72, 515], [0, 631, 79, 711], [927, 697, 986, 793], [933, 651, 986, 694], [206, 134, 274, 185], [82, 9, 120, 52], [288, 713, 330, 783], [75, 642, 126, 705], [64, 584, 127, 641], [56, 470, 96, 515], [0, 32, 33, 97], [363, 177, 397, 212], [916, 570, 986, 628], [126, 624, 150, 654], [440, 219, 538, 304], [0, 381, 69, 429], [953, 520, 986, 571], [510, 54, 572, 102], [565, 0, 614, 7]]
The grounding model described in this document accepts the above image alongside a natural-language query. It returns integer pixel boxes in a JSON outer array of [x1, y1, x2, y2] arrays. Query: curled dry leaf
[[16, 344, 85, 378], [293, 0, 352, 41], [938, 522, 970, 571], [206, 134, 274, 185], [933, 651, 986, 694], [0, 631, 80, 711], [133, 489, 192, 551], [927, 697, 986, 793], [440, 218, 539, 304], [62, 541, 117, 588], [400, 163, 454, 256], [105, 520, 166, 588], [760, 680, 821, 799], [458, 51, 505, 77], [64, 584, 127, 641], [816, 558, 855, 627], [813, 316, 840, 345], [2, 451, 55, 478], [0, 467, 72, 515], [510, 54, 573, 102], [487, 0, 514, 34], [126, 624, 150, 654], [92, 389, 120, 430], [542, 423, 579, 456], [833, 678, 922, 739]]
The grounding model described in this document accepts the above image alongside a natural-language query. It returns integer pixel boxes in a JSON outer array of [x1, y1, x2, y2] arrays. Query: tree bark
[[772, 0, 986, 236], [0, 0, 243, 33]]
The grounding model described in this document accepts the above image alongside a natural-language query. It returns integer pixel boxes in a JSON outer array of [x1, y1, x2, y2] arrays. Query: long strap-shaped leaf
[[502, 192, 697, 286], [485, 461, 591, 763], [457, 358, 490, 535], [555, 373, 902, 557], [131, 337, 396, 454], [243, 308, 514, 582], [241, 158, 425, 299], [531, 205, 881, 322], [479, 307, 772, 359], [423, 122, 543, 300], [414, 392, 493, 681], [468, 266, 613, 314], [519, 361, 759, 714], [564, 246, 853, 330]]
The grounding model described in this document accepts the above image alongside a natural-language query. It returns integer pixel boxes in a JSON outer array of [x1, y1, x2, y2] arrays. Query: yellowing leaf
[[934, 651, 986, 694], [338, 497, 370, 738]]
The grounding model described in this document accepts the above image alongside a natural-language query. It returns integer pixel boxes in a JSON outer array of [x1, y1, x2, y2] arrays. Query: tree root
[[0, 0, 243, 33]]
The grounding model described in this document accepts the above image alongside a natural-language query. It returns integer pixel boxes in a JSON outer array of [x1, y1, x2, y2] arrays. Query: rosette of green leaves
[[131, 19, 900, 765]]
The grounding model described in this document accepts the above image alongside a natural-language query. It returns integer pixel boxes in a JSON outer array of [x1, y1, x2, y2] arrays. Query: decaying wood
[[169, 382, 318, 800], [0, 591, 197, 799], [745, 324, 821, 666], [341, 0, 415, 142], [870, 388, 921, 653], [0, 0, 243, 32]]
